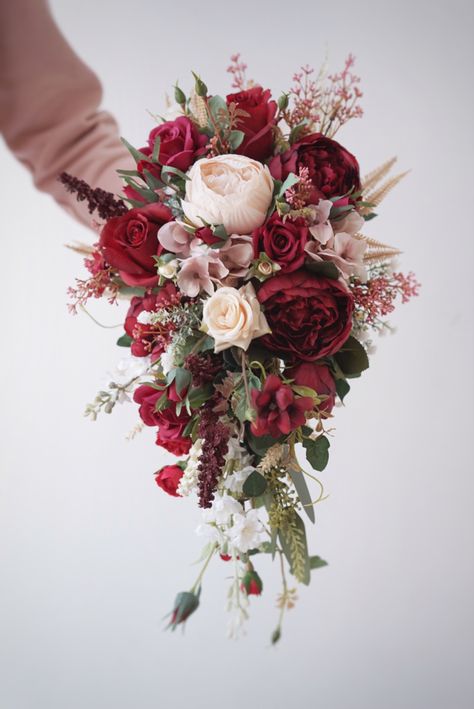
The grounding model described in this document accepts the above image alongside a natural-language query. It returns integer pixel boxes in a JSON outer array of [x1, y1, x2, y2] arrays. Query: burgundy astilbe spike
[[197, 395, 230, 508], [58, 172, 128, 220], [184, 353, 223, 387]]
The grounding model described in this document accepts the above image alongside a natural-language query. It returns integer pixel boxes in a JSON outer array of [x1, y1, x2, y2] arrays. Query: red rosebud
[[251, 374, 313, 439], [285, 362, 337, 414], [167, 590, 200, 630], [241, 568, 263, 596], [219, 554, 232, 562], [226, 86, 277, 161], [154, 464, 184, 497]]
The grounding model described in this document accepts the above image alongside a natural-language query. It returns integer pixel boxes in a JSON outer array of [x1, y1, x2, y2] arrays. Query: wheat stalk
[[65, 241, 94, 256], [362, 170, 410, 213], [362, 156, 398, 193], [189, 91, 208, 128], [354, 234, 402, 264]]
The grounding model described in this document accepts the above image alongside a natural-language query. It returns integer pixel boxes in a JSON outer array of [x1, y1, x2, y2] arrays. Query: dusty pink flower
[[218, 235, 254, 277], [158, 221, 194, 256], [332, 210, 364, 236], [306, 232, 367, 281], [308, 199, 334, 245], [177, 252, 229, 297]]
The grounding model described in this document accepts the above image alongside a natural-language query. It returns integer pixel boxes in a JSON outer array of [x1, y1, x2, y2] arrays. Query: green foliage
[[305, 260, 340, 280], [278, 511, 310, 585], [246, 430, 280, 458], [191, 71, 208, 97], [309, 555, 328, 570], [334, 336, 369, 376], [287, 467, 315, 524], [302, 435, 330, 472], [229, 130, 245, 150], [335, 378, 350, 402], [116, 334, 132, 348], [242, 471, 268, 498]]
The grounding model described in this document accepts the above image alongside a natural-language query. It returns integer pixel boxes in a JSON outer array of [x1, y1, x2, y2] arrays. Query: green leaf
[[246, 429, 280, 458], [287, 467, 315, 524], [208, 95, 228, 120], [161, 165, 190, 182], [364, 212, 378, 221], [154, 395, 169, 413], [278, 511, 310, 585], [120, 137, 150, 164], [242, 470, 268, 498], [174, 367, 192, 396], [187, 384, 213, 409], [335, 336, 369, 376], [118, 285, 146, 297], [229, 130, 245, 150], [335, 378, 350, 402], [142, 169, 165, 191], [122, 176, 159, 202], [302, 435, 330, 472], [116, 334, 132, 347], [151, 136, 161, 163], [277, 172, 300, 198], [305, 260, 340, 279], [212, 224, 228, 241], [309, 555, 328, 570]]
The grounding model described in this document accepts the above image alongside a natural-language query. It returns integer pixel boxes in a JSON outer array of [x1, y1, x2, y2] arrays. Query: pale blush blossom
[[308, 199, 334, 245], [332, 209, 364, 236], [202, 282, 271, 353], [202, 493, 244, 525], [306, 232, 367, 281], [182, 154, 273, 234], [158, 221, 193, 256], [177, 251, 229, 297], [217, 234, 254, 278], [228, 509, 266, 553], [224, 466, 255, 495]]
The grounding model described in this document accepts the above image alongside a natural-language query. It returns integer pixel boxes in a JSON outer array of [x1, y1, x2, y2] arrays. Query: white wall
[[1, 1, 473, 707]]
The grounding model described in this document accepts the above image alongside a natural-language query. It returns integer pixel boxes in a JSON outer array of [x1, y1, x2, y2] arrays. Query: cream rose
[[202, 283, 271, 353], [182, 154, 274, 235]]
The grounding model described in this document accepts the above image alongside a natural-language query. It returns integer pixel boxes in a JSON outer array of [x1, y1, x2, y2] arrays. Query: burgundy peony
[[257, 270, 353, 362], [252, 215, 308, 273], [226, 86, 277, 162], [285, 362, 337, 413], [269, 133, 360, 204], [99, 203, 172, 287], [133, 383, 192, 455], [251, 374, 313, 438], [124, 283, 180, 359], [140, 116, 207, 177], [155, 464, 184, 497]]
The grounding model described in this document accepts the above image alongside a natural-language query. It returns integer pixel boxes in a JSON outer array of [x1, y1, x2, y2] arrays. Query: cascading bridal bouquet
[[64, 54, 419, 641]]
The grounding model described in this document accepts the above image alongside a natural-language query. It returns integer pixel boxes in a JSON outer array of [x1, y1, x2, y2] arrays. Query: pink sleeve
[[0, 0, 134, 228]]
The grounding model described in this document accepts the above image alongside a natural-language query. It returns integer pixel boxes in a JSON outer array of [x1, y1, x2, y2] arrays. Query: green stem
[[190, 544, 217, 593]]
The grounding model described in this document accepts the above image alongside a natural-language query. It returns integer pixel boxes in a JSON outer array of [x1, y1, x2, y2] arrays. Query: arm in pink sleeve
[[0, 0, 134, 228]]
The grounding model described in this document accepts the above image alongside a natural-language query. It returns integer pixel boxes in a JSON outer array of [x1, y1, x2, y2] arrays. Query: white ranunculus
[[181, 154, 274, 235], [202, 282, 271, 353]]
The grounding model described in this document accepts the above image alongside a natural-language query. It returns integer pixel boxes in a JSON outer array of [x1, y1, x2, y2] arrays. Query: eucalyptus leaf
[[302, 435, 330, 472], [174, 368, 192, 396], [335, 378, 350, 402], [242, 470, 268, 498], [309, 555, 328, 570], [305, 260, 340, 279], [288, 467, 315, 524], [229, 130, 245, 150], [246, 430, 280, 458], [334, 336, 369, 376], [277, 172, 300, 197], [116, 334, 132, 348]]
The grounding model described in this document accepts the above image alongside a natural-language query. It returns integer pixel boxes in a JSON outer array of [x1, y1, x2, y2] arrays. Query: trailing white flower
[[159, 345, 176, 376], [177, 439, 203, 496], [228, 509, 266, 554]]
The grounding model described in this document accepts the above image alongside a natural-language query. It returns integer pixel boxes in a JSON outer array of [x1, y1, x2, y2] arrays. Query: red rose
[[124, 283, 180, 359], [155, 464, 184, 497], [99, 203, 172, 287], [141, 116, 207, 177], [285, 362, 336, 413], [133, 383, 192, 455], [252, 215, 308, 273], [257, 270, 353, 361], [251, 374, 313, 438], [269, 133, 360, 203], [226, 86, 277, 162]]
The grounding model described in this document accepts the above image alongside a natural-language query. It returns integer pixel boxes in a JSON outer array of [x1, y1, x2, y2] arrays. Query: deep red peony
[[285, 362, 337, 414], [226, 86, 277, 162], [269, 133, 360, 204], [155, 464, 184, 497], [99, 203, 172, 287], [252, 215, 308, 273], [133, 383, 192, 455], [251, 374, 313, 438], [257, 270, 354, 362]]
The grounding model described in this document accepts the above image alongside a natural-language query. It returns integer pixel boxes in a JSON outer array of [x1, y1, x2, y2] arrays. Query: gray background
[[1, 1, 473, 707]]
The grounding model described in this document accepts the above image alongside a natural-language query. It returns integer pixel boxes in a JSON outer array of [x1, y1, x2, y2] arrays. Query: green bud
[[174, 84, 186, 106], [192, 71, 208, 98], [271, 627, 282, 644], [278, 93, 289, 111]]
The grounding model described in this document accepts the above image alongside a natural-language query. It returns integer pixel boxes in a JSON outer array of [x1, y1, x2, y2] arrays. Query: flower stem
[[190, 543, 217, 594]]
